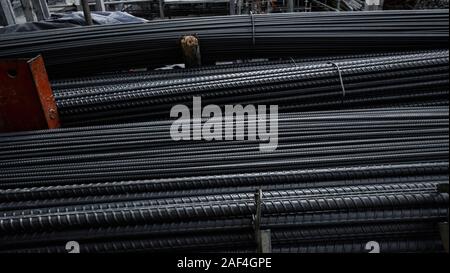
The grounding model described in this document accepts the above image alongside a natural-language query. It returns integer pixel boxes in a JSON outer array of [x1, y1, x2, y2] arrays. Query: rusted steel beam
[[0, 55, 60, 133], [180, 35, 201, 68]]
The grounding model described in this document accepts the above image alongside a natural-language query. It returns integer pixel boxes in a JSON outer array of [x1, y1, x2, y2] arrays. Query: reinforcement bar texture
[[0, 10, 448, 78], [51, 50, 449, 126], [0, 107, 448, 253]]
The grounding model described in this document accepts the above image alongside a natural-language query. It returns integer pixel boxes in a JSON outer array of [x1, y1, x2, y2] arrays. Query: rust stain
[[0, 55, 60, 133]]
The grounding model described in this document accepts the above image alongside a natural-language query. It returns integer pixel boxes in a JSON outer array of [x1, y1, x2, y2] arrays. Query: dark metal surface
[[0, 106, 448, 253], [0, 12, 448, 252], [49, 50, 449, 126], [0, 10, 448, 78]]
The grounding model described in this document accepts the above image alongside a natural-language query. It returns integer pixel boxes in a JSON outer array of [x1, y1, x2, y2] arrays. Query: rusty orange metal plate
[[0, 55, 60, 133]]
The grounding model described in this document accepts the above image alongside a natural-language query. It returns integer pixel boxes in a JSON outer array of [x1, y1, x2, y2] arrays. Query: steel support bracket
[[252, 189, 272, 253], [0, 55, 60, 133]]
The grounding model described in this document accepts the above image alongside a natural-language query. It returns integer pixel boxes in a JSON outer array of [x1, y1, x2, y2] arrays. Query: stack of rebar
[[0, 10, 448, 78], [51, 50, 449, 126], [0, 107, 448, 253], [0, 10, 448, 254]]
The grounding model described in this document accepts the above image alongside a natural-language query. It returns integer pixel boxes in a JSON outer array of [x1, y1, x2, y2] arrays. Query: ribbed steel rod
[[0, 10, 447, 78]]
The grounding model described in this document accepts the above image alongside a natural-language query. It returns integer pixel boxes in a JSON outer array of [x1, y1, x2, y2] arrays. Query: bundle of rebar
[[0, 107, 448, 253], [0, 10, 448, 78], [51, 50, 449, 126], [0, 9, 448, 254]]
